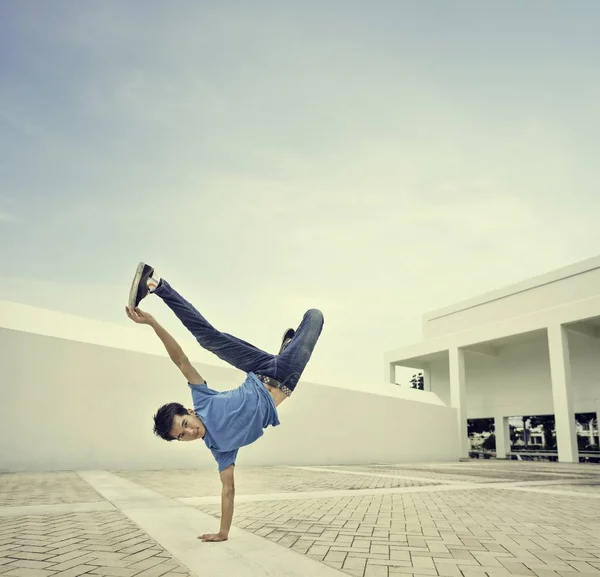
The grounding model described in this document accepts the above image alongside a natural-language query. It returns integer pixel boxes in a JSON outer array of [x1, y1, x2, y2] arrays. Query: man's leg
[[272, 309, 324, 396], [151, 278, 277, 376]]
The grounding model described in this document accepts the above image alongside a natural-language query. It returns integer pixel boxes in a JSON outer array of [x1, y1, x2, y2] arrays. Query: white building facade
[[385, 255, 600, 463]]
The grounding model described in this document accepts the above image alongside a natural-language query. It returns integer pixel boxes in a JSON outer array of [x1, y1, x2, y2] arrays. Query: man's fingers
[[125, 306, 143, 323], [198, 534, 222, 542]]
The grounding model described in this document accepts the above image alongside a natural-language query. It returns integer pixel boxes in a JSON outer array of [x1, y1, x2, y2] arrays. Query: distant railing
[[469, 449, 600, 463]]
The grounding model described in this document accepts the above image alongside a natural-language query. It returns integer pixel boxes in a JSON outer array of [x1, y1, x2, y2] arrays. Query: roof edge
[[423, 254, 600, 322]]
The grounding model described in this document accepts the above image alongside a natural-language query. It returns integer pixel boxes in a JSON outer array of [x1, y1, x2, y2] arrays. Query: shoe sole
[[128, 262, 153, 308], [279, 328, 295, 354]]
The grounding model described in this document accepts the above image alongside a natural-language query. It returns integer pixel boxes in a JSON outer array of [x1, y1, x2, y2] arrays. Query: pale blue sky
[[1, 1, 599, 389]]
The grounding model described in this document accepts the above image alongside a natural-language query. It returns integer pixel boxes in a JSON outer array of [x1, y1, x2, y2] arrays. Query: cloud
[[0, 212, 13, 222], [0, 191, 18, 223], [0, 207, 17, 223], [0, 105, 49, 141]]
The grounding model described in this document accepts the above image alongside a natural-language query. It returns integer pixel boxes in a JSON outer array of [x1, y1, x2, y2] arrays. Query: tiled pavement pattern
[[114, 469, 223, 499], [334, 465, 593, 484], [322, 466, 512, 484], [392, 467, 593, 483], [0, 474, 104, 507], [1, 461, 599, 577], [195, 477, 600, 577], [0, 510, 192, 576], [339, 463, 600, 484], [402, 462, 599, 478], [115, 467, 442, 499], [191, 462, 600, 577], [534, 483, 600, 494]]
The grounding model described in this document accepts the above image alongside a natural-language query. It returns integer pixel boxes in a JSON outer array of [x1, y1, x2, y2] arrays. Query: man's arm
[[199, 465, 235, 542], [149, 318, 185, 364], [125, 307, 205, 384], [151, 320, 206, 384]]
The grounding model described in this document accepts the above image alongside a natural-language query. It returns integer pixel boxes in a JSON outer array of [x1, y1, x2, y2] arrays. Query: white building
[[385, 255, 600, 463]]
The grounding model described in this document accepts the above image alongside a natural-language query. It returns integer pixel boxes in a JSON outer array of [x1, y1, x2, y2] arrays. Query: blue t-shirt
[[189, 372, 280, 472]]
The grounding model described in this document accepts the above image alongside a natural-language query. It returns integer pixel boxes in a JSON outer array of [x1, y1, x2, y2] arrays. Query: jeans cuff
[[152, 278, 169, 296]]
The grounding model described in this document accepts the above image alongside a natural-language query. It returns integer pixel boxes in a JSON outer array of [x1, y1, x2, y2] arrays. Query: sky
[[1, 1, 600, 391]]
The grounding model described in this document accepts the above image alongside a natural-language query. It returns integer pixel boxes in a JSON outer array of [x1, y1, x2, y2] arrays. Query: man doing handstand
[[125, 262, 324, 542]]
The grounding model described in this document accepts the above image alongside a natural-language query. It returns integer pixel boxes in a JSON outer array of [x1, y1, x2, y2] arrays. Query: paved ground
[[1, 461, 599, 577], [0, 473, 104, 507], [0, 510, 190, 577]]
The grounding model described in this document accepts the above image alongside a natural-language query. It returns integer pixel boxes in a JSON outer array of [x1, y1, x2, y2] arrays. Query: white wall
[[428, 332, 600, 418], [0, 327, 458, 472], [423, 256, 600, 339]]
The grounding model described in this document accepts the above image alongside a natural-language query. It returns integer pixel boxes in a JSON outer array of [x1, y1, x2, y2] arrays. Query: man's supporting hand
[[198, 531, 229, 542], [198, 465, 235, 543], [197, 489, 233, 542]]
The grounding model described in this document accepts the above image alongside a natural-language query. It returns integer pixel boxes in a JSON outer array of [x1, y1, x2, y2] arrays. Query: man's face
[[170, 409, 204, 442]]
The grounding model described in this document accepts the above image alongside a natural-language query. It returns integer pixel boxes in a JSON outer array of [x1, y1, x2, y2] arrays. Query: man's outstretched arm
[[126, 306, 205, 384], [199, 465, 235, 542]]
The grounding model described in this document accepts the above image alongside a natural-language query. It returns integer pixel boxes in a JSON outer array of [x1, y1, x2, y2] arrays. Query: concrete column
[[423, 368, 430, 392], [449, 347, 469, 460], [494, 415, 510, 459], [547, 324, 578, 463], [388, 362, 396, 385], [595, 398, 600, 445]]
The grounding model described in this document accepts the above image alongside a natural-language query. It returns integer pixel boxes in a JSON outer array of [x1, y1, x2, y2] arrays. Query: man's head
[[153, 402, 205, 442]]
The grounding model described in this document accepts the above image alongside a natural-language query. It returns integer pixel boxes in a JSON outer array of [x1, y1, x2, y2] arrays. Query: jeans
[[153, 279, 324, 395]]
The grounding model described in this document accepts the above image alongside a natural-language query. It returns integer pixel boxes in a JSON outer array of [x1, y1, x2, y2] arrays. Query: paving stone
[[86, 567, 138, 577], [4, 551, 54, 562], [132, 567, 180, 577], [3, 559, 56, 571], [1, 569, 56, 577], [53, 565, 99, 577], [365, 564, 389, 577], [49, 555, 96, 572]]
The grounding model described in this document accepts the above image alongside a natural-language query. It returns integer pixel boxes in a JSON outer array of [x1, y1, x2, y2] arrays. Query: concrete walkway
[[1, 461, 599, 577]]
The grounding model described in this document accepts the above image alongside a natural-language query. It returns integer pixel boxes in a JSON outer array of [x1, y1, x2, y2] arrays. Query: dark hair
[[153, 402, 188, 441]]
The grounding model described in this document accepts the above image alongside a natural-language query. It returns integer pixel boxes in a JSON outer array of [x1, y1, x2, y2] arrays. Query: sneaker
[[279, 328, 295, 354], [128, 262, 155, 308], [257, 329, 295, 390]]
